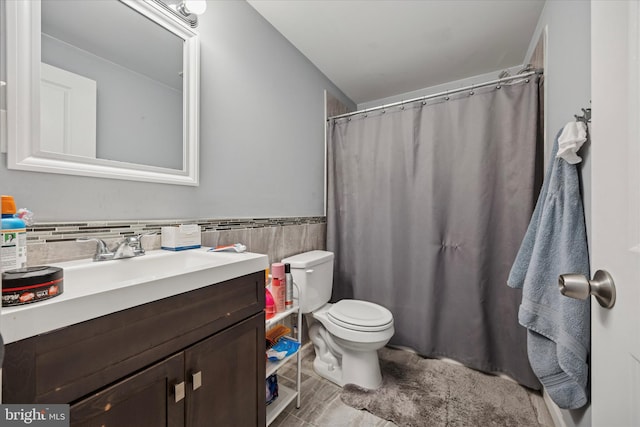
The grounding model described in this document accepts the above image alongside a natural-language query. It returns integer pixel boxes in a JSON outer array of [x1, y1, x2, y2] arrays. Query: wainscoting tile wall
[[26, 217, 326, 266]]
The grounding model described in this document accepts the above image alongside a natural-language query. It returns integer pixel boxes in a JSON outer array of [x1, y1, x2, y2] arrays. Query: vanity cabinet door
[[185, 313, 266, 427], [70, 352, 185, 427]]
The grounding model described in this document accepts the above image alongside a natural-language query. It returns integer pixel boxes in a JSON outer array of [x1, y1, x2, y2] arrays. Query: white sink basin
[[1, 248, 269, 344], [63, 249, 234, 291]]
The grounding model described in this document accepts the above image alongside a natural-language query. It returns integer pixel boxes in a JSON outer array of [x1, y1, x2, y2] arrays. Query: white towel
[[556, 121, 587, 164]]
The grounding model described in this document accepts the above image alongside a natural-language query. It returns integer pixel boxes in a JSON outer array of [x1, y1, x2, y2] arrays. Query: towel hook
[[574, 108, 591, 124]]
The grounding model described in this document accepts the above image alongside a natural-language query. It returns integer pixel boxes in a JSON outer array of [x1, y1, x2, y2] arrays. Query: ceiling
[[247, 0, 546, 105]]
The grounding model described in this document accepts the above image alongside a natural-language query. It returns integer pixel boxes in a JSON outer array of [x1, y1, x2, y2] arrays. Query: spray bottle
[[285, 263, 293, 309]]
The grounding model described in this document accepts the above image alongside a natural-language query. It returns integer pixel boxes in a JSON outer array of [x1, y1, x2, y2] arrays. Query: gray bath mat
[[340, 347, 541, 427]]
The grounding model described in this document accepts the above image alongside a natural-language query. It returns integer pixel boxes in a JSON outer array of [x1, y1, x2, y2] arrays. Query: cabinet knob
[[192, 371, 202, 391], [174, 381, 185, 403]]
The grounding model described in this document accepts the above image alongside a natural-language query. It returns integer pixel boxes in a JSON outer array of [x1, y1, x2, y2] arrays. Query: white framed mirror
[[6, 0, 200, 186]]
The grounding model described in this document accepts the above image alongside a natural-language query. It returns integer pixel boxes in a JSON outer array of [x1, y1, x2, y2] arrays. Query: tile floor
[[269, 345, 555, 427]]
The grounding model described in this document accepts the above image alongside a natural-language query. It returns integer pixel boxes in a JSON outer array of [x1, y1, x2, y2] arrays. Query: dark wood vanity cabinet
[[184, 313, 264, 427], [2, 271, 266, 427], [71, 352, 185, 427]]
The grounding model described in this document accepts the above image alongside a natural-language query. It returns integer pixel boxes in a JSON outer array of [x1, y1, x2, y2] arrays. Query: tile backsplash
[[27, 217, 326, 266]]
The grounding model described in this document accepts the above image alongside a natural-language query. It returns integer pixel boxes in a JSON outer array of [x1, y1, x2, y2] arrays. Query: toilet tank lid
[[282, 250, 334, 269]]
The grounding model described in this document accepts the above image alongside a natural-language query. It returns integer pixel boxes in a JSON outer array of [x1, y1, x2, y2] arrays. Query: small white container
[[161, 224, 201, 251]]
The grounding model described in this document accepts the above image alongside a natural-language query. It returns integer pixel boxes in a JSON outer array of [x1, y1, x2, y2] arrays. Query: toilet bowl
[[282, 250, 394, 390]]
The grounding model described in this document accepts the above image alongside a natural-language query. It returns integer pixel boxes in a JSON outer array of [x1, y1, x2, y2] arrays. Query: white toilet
[[282, 250, 394, 390]]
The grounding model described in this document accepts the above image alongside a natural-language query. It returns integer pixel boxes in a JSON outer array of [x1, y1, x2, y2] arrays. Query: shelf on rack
[[266, 347, 299, 377], [265, 305, 299, 329], [264, 299, 301, 426], [266, 384, 297, 426]]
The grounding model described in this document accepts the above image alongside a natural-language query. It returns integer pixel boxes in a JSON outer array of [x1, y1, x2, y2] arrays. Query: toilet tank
[[281, 250, 334, 314]]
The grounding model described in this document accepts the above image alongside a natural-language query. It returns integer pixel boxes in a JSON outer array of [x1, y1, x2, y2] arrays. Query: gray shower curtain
[[327, 77, 542, 389]]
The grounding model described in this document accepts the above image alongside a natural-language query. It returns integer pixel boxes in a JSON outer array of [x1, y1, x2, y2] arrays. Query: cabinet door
[[70, 353, 185, 427], [185, 313, 266, 427]]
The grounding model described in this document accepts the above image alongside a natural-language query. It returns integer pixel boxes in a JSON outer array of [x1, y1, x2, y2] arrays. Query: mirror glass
[[41, 0, 184, 169], [7, 0, 200, 185]]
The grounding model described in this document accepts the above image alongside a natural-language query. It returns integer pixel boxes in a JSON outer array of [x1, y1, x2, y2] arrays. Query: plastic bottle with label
[[264, 268, 276, 319], [285, 263, 294, 309], [271, 263, 286, 312], [1, 195, 27, 272]]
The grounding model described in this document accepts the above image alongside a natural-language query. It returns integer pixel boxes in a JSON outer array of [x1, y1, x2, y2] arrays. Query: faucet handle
[[133, 232, 158, 255], [122, 235, 139, 244], [123, 232, 156, 255], [137, 231, 157, 238], [76, 237, 112, 261]]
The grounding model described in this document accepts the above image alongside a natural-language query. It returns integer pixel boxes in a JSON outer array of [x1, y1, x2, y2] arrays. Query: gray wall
[[0, 0, 354, 221], [524, 2, 591, 427], [356, 65, 524, 111]]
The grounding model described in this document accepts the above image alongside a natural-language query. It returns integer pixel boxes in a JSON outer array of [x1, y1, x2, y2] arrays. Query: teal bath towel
[[507, 129, 590, 409]]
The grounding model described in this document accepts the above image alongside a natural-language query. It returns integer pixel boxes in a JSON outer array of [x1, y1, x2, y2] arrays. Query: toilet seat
[[328, 300, 393, 332]]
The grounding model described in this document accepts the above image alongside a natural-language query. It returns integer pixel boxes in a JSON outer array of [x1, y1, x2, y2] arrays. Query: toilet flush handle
[[306, 269, 314, 274]]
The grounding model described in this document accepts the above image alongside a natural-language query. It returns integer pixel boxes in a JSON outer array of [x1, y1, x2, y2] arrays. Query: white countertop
[[1, 248, 269, 344]]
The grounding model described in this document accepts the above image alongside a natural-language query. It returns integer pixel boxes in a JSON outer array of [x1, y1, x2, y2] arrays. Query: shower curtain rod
[[328, 69, 543, 121]]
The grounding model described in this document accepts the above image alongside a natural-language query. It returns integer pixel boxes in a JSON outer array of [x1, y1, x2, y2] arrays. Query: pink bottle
[[265, 288, 276, 319], [271, 263, 286, 312]]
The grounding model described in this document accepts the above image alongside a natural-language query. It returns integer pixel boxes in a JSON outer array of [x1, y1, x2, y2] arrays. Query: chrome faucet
[[78, 233, 152, 261], [113, 236, 138, 259], [77, 238, 114, 261]]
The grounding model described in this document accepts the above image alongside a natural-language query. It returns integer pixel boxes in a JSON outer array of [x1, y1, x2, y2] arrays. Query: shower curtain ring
[[444, 90, 450, 101], [469, 85, 475, 96]]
